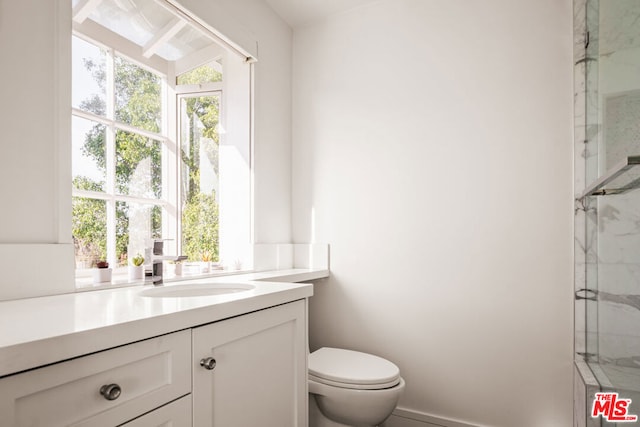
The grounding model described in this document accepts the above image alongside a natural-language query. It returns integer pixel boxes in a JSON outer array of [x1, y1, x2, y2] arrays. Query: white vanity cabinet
[[0, 330, 191, 427], [0, 298, 309, 427], [192, 299, 308, 427]]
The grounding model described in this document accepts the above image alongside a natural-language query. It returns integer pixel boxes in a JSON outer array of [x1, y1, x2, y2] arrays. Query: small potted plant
[[93, 260, 112, 284], [129, 253, 145, 280]]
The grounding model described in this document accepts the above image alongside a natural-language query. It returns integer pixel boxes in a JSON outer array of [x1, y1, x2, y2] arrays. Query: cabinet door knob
[[99, 383, 122, 401], [200, 357, 217, 370]]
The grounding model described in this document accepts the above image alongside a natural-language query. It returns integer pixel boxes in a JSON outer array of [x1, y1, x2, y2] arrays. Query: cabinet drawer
[[0, 330, 191, 427], [122, 395, 192, 427]]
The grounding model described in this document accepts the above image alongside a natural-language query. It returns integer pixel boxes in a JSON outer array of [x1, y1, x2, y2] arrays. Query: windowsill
[[76, 267, 253, 292], [75, 266, 329, 292]]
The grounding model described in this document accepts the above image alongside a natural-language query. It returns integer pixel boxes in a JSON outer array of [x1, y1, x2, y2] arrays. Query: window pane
[[87, 0, 175, 48], [177, 60, 223, 85], [115, 56, 162, 133], [73, 197, 106, 269], [115, 130, 162, 199], [116, 202, 162, 267], [72, 36, 106, 116], [72, 116, 106, 192], [161, 26, 213, 61], [180, 94, 220, 262]]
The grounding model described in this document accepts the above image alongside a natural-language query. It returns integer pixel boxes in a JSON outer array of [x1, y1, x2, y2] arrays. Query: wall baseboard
[[383, 407, 485, 427]]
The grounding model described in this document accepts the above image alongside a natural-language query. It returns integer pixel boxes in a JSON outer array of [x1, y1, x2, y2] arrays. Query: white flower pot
[[129, 265, 144, 280], [174, 263, 183, 276], [93, 268, 112, 284], [201, 261, 211, 273]]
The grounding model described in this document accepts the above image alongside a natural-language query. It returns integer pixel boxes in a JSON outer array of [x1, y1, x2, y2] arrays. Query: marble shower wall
[[575, 0, 640, 364], [574, 2, 640, 424], [594, 0, 640, 365]]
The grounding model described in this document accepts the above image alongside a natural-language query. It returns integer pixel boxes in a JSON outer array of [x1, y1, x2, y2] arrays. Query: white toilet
[[308, 347, 405, 427]]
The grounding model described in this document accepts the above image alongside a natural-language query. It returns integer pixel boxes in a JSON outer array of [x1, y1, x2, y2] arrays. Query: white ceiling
[[265, 0, 379, 28]]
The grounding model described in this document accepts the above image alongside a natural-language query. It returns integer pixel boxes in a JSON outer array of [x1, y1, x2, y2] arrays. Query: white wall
[[244, 0, 294, 244], [0, 0, 65, 245], [291, 1, 574, 426], [0, 0, 75, 300]]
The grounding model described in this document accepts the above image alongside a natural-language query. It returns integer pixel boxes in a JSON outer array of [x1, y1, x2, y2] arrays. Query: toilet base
[[309, 394, 352, 427], [309, 393, 390, 427], [308, 376, 404, 427]]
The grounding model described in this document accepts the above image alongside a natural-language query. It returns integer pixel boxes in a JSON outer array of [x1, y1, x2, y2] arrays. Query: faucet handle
[[146, 238, 175, 255]]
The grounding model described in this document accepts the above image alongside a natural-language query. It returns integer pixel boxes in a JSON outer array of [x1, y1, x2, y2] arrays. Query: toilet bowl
[[308, 347, 405, 427]]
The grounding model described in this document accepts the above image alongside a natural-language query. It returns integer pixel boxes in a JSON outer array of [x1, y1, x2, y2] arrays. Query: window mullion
[[72, 107, 166, 143], [114, 121, 165, 143], [165, 62, 179, 258], [106, 48, 117, 267]]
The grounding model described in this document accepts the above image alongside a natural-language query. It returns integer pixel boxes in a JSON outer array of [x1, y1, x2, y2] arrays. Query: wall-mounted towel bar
[[576, 155, 640, 201]]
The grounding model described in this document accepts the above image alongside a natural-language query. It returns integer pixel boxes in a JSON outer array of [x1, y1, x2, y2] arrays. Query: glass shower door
[[581, 0, 640, 420]]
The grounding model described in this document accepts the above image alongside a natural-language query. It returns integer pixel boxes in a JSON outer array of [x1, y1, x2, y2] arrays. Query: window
[[72, 36, 166, 268], [179, 92, 221, 262], [71, 0, 251, 276]]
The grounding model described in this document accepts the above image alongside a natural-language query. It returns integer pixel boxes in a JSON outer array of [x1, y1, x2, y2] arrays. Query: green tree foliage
[[179, 66, 221, 261], [183, 191, 219, 262], [177, 64, 222, 262], [72, 177, 106, 267], [115, 56, 161, 133], [176, 61, 222, 87]]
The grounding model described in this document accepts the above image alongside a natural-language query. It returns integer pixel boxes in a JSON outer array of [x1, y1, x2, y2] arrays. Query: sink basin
[[140, 283, 255, 298]]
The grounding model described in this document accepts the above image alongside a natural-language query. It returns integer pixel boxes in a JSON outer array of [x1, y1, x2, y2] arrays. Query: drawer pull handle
[[100, 384, 122, 401], [200, 357, 217, 370]]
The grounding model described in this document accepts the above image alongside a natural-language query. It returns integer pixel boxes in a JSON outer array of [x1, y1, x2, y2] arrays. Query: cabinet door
[[193, 300, 308, 427], [122, 395, 192, 427], [0, 330, 191, 427]]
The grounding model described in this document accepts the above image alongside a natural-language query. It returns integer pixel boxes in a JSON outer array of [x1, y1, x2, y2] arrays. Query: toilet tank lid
[[309, 347, 400, 386]]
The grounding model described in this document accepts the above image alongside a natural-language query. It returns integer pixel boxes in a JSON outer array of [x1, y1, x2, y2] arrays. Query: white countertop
[[0, 269, 327, 378]]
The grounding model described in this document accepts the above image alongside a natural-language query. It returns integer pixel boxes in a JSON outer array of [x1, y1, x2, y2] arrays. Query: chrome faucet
[[145, 240, 187, 285]]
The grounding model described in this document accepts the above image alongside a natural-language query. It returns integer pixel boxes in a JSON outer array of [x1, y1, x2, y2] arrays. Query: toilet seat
[[309, 347, 401, 390]]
